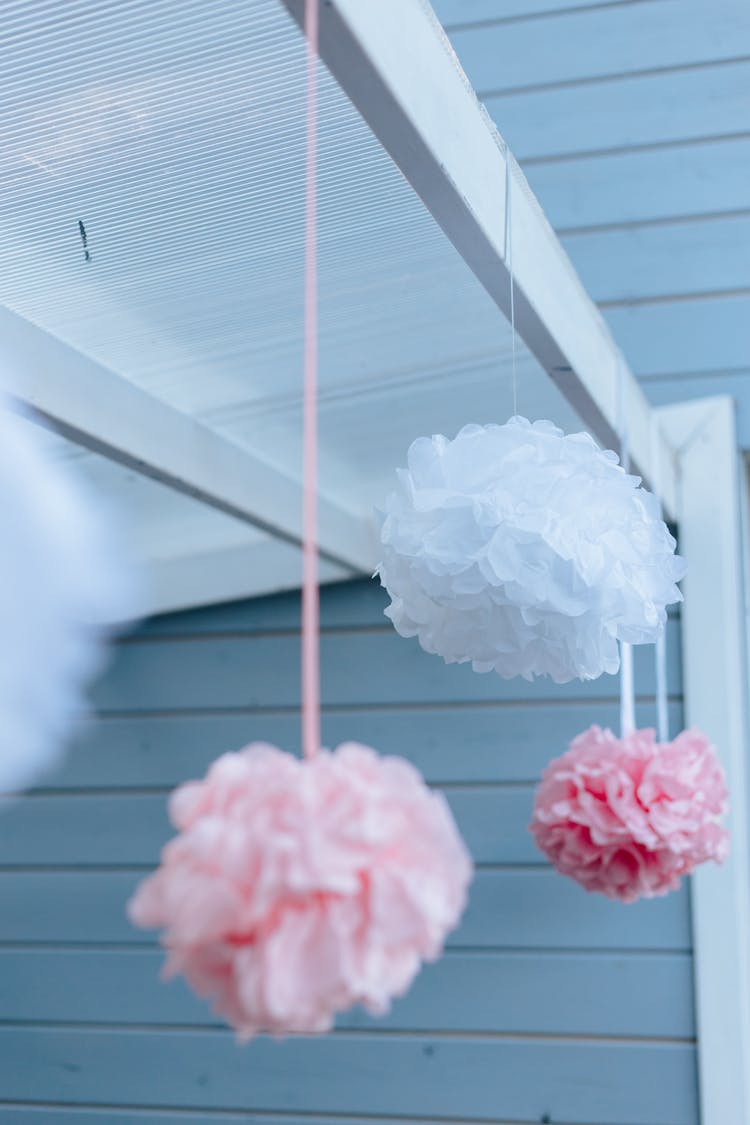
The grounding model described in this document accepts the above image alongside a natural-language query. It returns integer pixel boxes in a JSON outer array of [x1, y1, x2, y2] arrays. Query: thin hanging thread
[[301, 0, 320, 760], [649, 414, 670, 743], [654, 597, 669, 742], [504, 156, 518, 417], [616, 359, 636, 738]]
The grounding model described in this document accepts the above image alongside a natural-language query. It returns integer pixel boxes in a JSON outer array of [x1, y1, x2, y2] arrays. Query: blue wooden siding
[[433, 0, 750, 441], [0, 578, 697, 1124]]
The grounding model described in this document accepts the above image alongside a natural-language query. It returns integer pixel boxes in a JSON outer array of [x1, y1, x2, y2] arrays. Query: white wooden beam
[[0, 306, 377, 574], [143, 538, 349, 616], [659, 397, 750, 1125], [283, 0, 678, 516]]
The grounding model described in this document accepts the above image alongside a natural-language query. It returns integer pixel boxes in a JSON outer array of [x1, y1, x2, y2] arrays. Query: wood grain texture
[[138, 577, 392, 637], [0, 787, 543, 866], [433, 0, 642, 25], [41, 699, 686, 790], [0, 1112, 514, 1125], [3, 580, 694, 1124], [446, 0, 750, 93], [563, 214, 750, 304], [14, 786, 540, 865], [604, 293, 750, 378], [434, 0, 750, 449], [526, 137, 750, 231], [92, 620, 682, 713], [0, 1026, 699, 1124], [0, 867, 691, 949], [484, 59, 750, 161], [0, 947, 694, 1037]]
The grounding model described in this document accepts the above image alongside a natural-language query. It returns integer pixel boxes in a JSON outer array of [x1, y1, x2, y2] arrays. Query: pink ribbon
[[301, 0, 320, 760]]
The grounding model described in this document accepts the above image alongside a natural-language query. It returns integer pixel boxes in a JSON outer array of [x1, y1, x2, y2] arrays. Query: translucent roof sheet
[[2, 0, 585, 601]]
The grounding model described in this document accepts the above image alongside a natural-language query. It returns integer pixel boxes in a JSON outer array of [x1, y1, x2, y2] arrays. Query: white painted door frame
[[659, 397, 750, 1125]]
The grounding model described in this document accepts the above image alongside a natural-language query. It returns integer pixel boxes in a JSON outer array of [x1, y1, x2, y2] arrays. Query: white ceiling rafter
[[0, 306, 376, 575], [282, 0, 679, 517], [143, 538, 349, 616]]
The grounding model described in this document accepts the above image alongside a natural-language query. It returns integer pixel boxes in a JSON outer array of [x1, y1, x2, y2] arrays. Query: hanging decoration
[[0, 398, 136, 795], [529, 373, 729, 902], [128, 741, 472, 1037], [128, 0, 472, 1038], [650, 415, 672, 748], [377, 416, 685, 683], [529, 724, 729, 902]]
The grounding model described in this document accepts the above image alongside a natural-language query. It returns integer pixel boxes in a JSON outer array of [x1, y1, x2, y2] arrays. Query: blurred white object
[[0, 398, 138, 793]]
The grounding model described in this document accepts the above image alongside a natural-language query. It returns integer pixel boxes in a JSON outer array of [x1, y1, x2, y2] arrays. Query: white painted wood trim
[[143, 539, 348, 616], [284, 0, 678, 516], [0, 306, 376, 574], [658, 397, 750, 1125]]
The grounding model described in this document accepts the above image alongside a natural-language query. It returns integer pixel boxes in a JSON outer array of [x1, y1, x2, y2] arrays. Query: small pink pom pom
[[128, 742, 472, 1038], [530, 725, 729, 903]]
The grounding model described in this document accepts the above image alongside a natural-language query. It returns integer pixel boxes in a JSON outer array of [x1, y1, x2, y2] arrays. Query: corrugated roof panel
[[1, 0, 581, 530]]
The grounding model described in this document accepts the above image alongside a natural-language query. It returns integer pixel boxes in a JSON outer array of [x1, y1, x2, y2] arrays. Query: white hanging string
[[654, 600, 669, 742], [616, 359, 636, 737], [504, 154, 518, 418], [649, 414, 670, 743]]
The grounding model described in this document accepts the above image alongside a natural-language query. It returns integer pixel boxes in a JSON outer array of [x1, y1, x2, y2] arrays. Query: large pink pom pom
[[128, 742, 472, 1038], [530, 725, 729, 903]]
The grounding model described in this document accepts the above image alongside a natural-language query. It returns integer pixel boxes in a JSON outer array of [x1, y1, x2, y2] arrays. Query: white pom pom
[[377, 417, 685, 684], [0, 402, 138, 793]]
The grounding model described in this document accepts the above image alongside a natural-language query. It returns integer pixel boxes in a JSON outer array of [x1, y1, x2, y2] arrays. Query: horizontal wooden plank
[[93, 620, 682, 712], [0, 1113, 532, 1125], [645, 371, 750, 448], [0, 947, 694, 1037], [605, 294, 750, 378], [42, 700, 686, 790], [527, 137, 750, 231], [563, 214, 750, 304], [141, 578, 389, 638], [433, 0, 628, 24], [0, 1027, 699, 1124], [132, 581, 684, 643], [0, 1111, 497, 1125], [485, 59, 750, 162], [0, 1107, 614, 1125], [0, 869, 690, 950], [0, 788, 545, 867], [0, 788, 542, 867], [465, 869, 691, 951], [448, 0, 750, 93]]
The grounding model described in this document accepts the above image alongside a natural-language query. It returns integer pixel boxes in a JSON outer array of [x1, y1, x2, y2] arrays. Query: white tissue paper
[[378, 417, 685, 683]]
